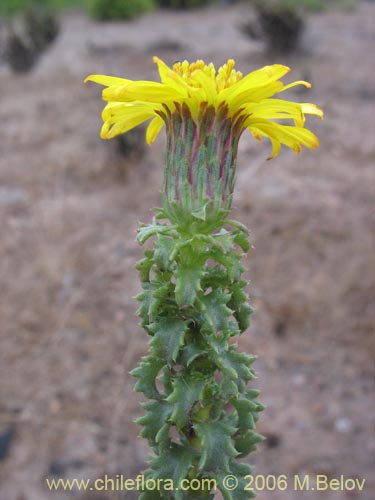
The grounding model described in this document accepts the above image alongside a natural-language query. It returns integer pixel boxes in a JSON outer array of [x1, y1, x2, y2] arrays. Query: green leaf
[[137, 221, 174, 245], [194, 420, 238, 472], [137, 283, 173, 326], [202, 264, 229, 289], [231, 395, 259, 432], [136, 400, 172, 449], [135, 251, 154, 282], [235, 303, 253, 332], [146, 444, 195, 500], [208, 337, 256, 382], [149, 318, 189, 364], [221, 377, 239, 399], [191, 202, 209, 221], [154, 234, 175, 271], [135, 283, 157, 326], [234, 429, 264, 457], [159, 365, 174, 395], [139, 488, 163, 500], [198, 289, 232, 334], [180, 342, 207, 366], [228, 280, 253, 332], [131, 355, 165, 400], [216, 460, 256, 500], [212, 229, 236, 253], [175, 261, 204, 307], [210, 249, 244, 282], [167, 373, 206, 429], [234, 229, 250, 252]]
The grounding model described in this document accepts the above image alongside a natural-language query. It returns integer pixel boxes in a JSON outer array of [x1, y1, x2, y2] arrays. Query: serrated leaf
[[167, 374, 206, 429], [159, 365, 174, 395], [175, 262, 204, 307], [191, 202, 208, 221], [216, 460, 255, 500], [136, 400, 172, 449], [131, 355, 165, 399], [202, 264, 229, 289], [210, 250, 244, 282], [149, 318, 189, 364], [136, 283, 158, 326], [194, 420, 238, 472], [146, 444, 195, 500], [198, 289, 232, 333], [137, 221, 174, 245], [231, 395, 258, 431], [208, 337, 256, 382], [228, 280, 248, 306], [225, 219, 250, 235], [154, 235, 175, 271], [136, 253, 154, 282], [139, 488, 163, 500], [221, 377, 239, 399], [236, 304, 253, 332], [234, 229, 250, 252], [234, 429, 265, 457], [137, 283, 173, 326], [212, 229, 236, 253], [228, 281, 253, 332], [180, 342, 207, 366]]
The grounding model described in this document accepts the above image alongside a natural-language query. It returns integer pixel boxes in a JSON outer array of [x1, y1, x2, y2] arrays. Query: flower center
[[172, 59, 243, 92]]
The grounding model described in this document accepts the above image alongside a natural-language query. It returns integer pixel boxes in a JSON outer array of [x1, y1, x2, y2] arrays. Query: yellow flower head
[[85, 56, 323, 159]]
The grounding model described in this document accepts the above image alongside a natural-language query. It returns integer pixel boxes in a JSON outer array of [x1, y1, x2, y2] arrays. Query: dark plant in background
[[4, 4, 59, 73], [242, 0, 305, 55], [116, 127, 146, 160], [241, 0, 357, 56], [156, 0, 215, 9]]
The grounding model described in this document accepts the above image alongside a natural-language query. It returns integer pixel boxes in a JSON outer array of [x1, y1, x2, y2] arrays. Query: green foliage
[[156, 0, 214, 9], [88, 0, 155, 20], [132, 214, 264, 499], [0, 0, 85, 17], [247, 0, 357, 13], [267, 0, 325, 12]]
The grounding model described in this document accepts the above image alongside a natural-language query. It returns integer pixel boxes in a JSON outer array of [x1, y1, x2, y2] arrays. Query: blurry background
[[0, 0, 374, 499]]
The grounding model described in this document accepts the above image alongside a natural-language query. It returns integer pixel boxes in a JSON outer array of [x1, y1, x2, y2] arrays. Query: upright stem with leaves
[[85, 56, 323, 499]]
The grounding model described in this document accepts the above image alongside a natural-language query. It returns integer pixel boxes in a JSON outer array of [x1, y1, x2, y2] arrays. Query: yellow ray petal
[[245, 99, 305, 126], [220, 64, 290, 102], [190, 70, 216, 102], [103, 81, 185, 103], [146, 116, 164, 144], [248, 119, 319, 157], [100, 106, 154, 139], [280, 80, 311, 92], [226, 82, 284, 110], [301, 103, 324, 119], [84, 74, 132, 86], [153, 56, 191, 91], [102, 102, 155, 122]]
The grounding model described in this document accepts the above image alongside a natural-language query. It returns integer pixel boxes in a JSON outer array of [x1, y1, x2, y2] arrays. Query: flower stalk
[[85, 56, 323, 499]]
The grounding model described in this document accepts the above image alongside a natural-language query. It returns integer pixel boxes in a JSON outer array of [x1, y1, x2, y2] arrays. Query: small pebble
[[334, 417, 352, 433]]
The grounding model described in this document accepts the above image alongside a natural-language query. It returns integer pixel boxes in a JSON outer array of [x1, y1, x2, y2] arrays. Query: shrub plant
[[88, 0, 155, 20]]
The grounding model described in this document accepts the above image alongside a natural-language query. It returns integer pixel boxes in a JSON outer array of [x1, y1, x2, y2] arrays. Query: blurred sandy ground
[[0, 2, 374, 499]]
